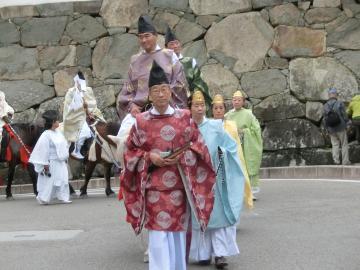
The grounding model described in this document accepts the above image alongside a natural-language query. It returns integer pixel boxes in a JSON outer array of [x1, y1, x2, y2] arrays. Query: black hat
[[77, 71, 85, 80], [148, 61, 169, 88], [165, 26, 177, 46], [42, 110, 59, 122], [138, 15, 156, 34]]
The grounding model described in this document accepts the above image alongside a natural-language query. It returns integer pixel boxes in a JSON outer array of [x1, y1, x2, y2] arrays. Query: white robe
[[0, 91, 14, 143], [148, 230, 186, 270], [29, 129, 70, 204], [189, 225, 239, 261]]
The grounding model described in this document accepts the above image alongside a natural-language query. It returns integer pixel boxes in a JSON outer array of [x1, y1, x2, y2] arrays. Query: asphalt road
[[1, 179, 360, 270]]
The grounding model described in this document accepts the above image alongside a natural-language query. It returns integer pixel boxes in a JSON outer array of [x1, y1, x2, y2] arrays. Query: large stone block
[[12, 108, 37, 124], [174, 18, 205, 45], [100, 0, 148, 28], [0, 45, 41, 80], [54, 67, 93, 97], [289, 57, 358, 102], [38, 45, 77, 70], [76, 45, 92, 67], [252, 0, 282, 9], [263, 119, 325, 150], [269, 3, 301, 26], [196, 15, 220, 28], [272, 26, 326, 58], [304, 8, 342, 24], [102, 106, 120, 123], [0, 22, 20, 46], [92, 34, 139, 80], [335, 50, 360, 78], [21, 17, 68, 47], [342, 0, 360, 17], [150, 0, 188, 11], [254, 93, 305, 121], [241, 69, 287, 98], [74, 1, 102, 14], [200, 64, 239, 99], [153, 12, 181, 34], [189, 0, 251, 15], [93, 85, 116, 110], [305, 101, 323, 122], [327, 18, 360, 50], [36, 3, 74, 17], [0, 80, 55, 112], [65, 15, 107, 44], [36, 97, 65, 121], [183, 40, 208, 67], [0, 5, 38, 19], [313, 0, 341, 8], [205, 12, 274, 74]]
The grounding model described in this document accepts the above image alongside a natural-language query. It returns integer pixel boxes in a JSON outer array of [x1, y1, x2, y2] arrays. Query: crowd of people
[[1, 13, 359, 270]]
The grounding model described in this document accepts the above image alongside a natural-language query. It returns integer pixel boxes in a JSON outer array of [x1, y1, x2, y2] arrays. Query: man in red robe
[[121, 60, 215, 270]]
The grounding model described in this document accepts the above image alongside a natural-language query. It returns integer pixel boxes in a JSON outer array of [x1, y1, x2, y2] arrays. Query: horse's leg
[[69, 184, 76, 195], [5, 161, 16, 200], [79, 161, 96, 198], [27, 163, 38, 196], [104, 162, 115, 197]]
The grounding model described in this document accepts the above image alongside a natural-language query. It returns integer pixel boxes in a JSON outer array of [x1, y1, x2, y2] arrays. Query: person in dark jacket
[[323, 88, 350, 165]]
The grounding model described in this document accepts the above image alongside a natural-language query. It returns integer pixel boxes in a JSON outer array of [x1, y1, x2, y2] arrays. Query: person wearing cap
[[0, 91, 14, 160], [323, 88, 350, 165], [225, 90, 263, 196], [347, 93, 360, 144], [121, 61, 215, 270], [212, 94, 253, 207], [165, 26, 212, 114], [116, 15, 188, 121], [190, 90, 244, 269], [63, 71, 104, 159], [29, 110, 71, 205]]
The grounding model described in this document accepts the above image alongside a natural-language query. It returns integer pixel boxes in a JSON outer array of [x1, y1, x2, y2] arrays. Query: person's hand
[[163, 154, 181, 166], [44, 165, 49, 172], [150, 152, 166, 167], [130, 103, 141, 117], [2, 115, 10, 123], [83, 100, 88, 111]]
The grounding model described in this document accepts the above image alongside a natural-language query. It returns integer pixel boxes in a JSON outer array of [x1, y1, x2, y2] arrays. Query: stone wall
[[1, 0, 360, 169]]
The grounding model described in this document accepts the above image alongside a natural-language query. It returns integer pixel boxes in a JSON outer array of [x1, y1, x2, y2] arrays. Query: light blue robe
[[194, 118, 244, 229]]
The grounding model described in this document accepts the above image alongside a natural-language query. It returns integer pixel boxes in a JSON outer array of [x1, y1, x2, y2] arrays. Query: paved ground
[[1, 179, 360, 270]]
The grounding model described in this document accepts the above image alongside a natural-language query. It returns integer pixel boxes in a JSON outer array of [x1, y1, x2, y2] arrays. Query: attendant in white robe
[[29, 110, 71, 205]]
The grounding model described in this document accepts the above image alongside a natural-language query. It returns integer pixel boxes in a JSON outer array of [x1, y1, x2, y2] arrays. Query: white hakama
[[148, 230, 186, 270], [189, 225, 239, 261], [29, 129, 70, 204]]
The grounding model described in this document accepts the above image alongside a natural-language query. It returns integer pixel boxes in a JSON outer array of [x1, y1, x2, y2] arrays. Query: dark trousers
[[353, 119, 360, 143]]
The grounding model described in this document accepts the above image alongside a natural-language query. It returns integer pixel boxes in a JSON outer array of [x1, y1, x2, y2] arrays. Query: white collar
[[150, 105, 174, 115], [178, 53, 183, 59], [142, 44, 161, 54]]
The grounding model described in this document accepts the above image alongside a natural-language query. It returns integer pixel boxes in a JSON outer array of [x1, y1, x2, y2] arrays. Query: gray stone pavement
[[1, 179, 360, 270]]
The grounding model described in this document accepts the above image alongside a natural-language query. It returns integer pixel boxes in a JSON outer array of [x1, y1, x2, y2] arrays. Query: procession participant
[[165, 26, 212, 113], [347, 93, 360, 144], [0, 91, 14, 159], [212, 94, 253, 207], [62, 71, 104, 159], [121, 61, 215, 270], [189, 91, 244, 269], [29, 110, 71, 205], [116, 15, 188, 120], [225, 90, 263, 195]]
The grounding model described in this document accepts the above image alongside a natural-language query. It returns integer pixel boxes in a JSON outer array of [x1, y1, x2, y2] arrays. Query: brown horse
[[2, 123, 43, 199], [77, 121, 121, 198]]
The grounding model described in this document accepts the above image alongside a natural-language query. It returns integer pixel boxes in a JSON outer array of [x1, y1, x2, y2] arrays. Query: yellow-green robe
[[225, 108, 263, 188], [223, 120, 253, 209], [62, 87, 103, 142]]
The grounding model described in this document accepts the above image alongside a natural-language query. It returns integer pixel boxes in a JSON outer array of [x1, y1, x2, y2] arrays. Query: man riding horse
[[0, 90, 14, 160], [62, 71, 104, 160]]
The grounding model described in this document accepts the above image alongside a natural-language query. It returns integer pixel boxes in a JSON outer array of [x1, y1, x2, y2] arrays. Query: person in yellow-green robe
[[225, 90, 263, 195], [212, 93, 253, 207]]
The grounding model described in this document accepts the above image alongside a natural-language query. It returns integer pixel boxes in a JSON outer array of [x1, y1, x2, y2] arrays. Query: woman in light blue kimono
[[189, 91, 245, 269]]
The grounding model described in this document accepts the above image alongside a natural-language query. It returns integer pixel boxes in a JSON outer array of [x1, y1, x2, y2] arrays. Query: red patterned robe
[[121, 108, 215, 234]]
